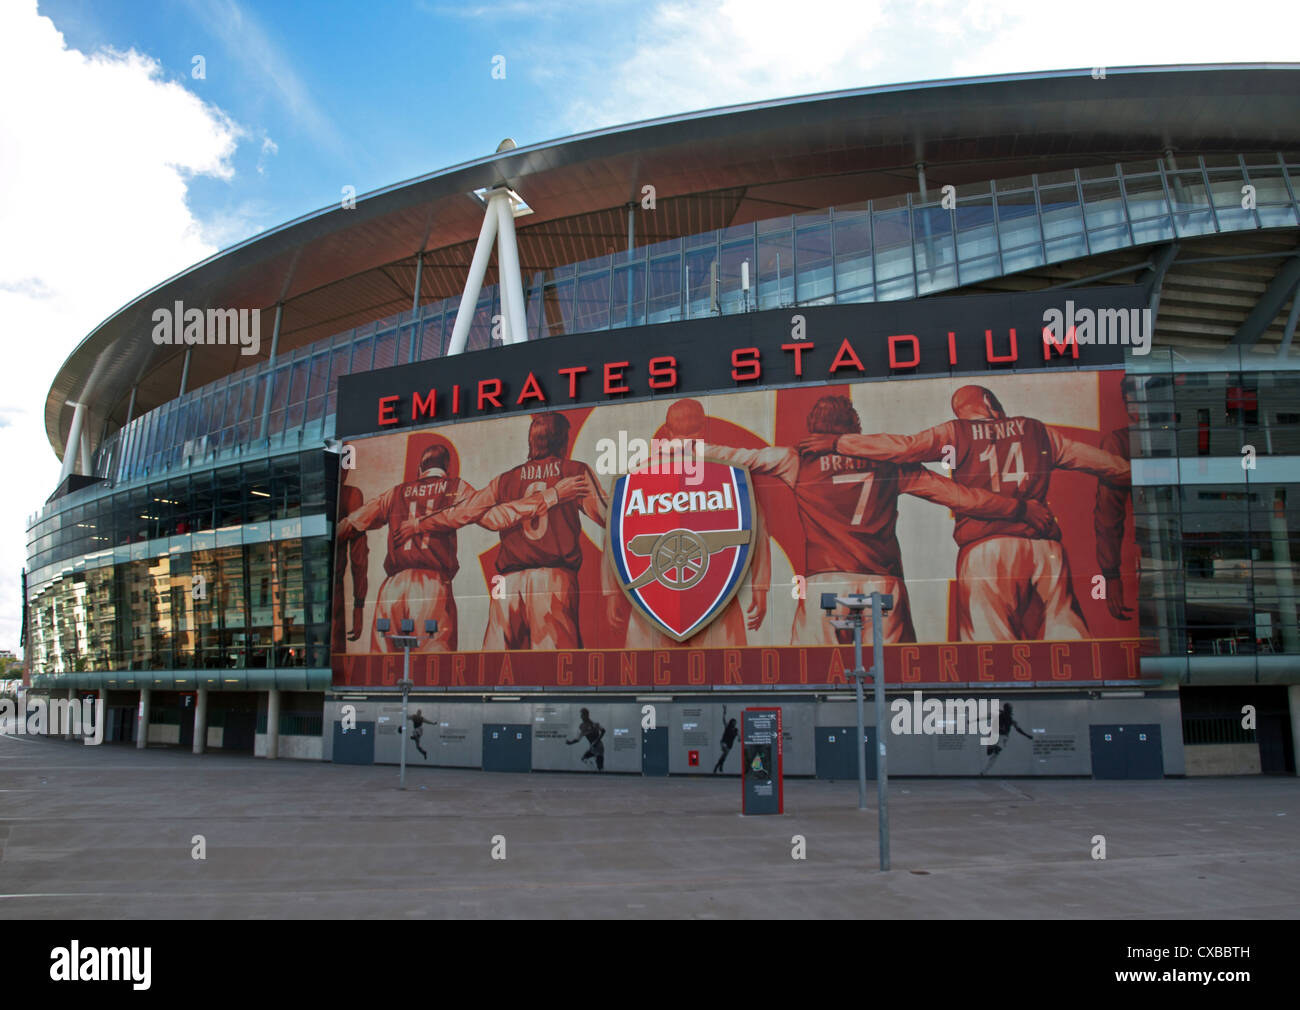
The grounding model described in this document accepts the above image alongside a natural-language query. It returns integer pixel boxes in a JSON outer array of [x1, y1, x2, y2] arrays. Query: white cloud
[[0, 1, 242, 654], [257, 133, 279, 175], [557, 0, 1300, 132]]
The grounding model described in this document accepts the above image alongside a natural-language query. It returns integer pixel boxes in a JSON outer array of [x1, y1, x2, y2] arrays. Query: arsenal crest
[[607, 460, 756, 642]]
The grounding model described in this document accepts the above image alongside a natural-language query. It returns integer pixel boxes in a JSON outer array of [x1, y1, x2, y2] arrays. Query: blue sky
[[2, 0, 1297, 652], [38, 0, 650, 246]]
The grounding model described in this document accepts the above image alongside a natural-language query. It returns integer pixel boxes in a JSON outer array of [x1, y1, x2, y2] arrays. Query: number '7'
[[832, 472, 875, 525]]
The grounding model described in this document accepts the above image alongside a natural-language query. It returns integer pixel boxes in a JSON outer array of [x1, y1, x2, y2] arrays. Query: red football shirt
[[950, 415, 1053, 546], [383, 475, 462, 579], [795, 452, 906, 577], [492, 456, 593, 574]]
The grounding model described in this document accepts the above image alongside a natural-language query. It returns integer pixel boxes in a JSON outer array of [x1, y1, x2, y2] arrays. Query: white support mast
[[446, 140, 533, 355]]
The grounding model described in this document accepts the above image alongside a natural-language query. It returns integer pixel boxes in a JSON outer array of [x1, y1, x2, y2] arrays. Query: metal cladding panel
[[815, 694, 1184, 775], [531, 702, 643, 773]]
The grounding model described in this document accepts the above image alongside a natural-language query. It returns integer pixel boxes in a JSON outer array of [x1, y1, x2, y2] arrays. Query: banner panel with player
[[332, 370, 1147, 687]]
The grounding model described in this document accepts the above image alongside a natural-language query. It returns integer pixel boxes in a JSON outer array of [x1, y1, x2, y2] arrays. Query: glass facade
[[1127, 349, 1300, 672], [27, 451, 335, 676]]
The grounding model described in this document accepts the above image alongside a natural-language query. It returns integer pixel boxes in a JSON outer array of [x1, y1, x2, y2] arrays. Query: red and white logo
[[607, 460, 755, 642]]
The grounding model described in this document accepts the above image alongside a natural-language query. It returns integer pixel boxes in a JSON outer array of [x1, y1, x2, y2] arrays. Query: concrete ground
[[1, 735, 1297, 919]]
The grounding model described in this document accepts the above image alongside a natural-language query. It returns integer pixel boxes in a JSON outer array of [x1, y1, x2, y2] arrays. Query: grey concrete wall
[[318, 692, 1185, 776], [819, 693, 1184, 776], [254, 733, 323, 760]]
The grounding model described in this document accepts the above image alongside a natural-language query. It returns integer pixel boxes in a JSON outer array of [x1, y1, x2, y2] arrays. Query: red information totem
[[741, 707, 783, 815]]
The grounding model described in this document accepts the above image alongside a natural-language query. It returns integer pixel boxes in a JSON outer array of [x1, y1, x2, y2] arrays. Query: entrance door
[[642, 727, 668, 776], [482, 724, 531, 773], [1090, 724, 1164, 779], [332, 721, 375, 765], [815, 726, 875, 780], [222, 710, 256, 753], [108, 707, 135, 743]]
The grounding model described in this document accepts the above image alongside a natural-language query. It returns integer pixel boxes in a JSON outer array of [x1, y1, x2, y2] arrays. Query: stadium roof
[[46, 63, 1300, 460]]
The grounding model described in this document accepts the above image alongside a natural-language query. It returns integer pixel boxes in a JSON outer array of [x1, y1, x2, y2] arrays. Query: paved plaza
[[1, 735, 1296, 919]]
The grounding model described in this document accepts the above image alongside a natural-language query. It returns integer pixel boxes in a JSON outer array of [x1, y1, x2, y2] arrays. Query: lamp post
[[375, 617, 438, 789], [821, 591, 893, 871]]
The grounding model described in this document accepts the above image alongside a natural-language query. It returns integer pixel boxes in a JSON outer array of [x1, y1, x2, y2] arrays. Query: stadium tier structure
[[24, 66, 1300, 777]]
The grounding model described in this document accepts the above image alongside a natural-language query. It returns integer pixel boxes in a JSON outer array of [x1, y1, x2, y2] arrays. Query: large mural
[[332, 370, 1145, 687]]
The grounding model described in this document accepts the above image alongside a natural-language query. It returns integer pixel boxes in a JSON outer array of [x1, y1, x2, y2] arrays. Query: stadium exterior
[[22, 65, 1300, 778]]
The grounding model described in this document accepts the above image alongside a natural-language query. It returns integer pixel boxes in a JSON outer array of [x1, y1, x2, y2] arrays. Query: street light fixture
[[821, 591, 893, 871], [375, 617, 438, 789]]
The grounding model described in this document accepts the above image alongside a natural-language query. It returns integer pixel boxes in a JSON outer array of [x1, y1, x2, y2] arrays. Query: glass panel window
[[611, 261, 646, 328], [1121, 173, 1175, 243], [418, 312, 446, 360], [1082, 180, 1130, 253], [266, 365, 291, 438], [646, 255, 681, 324], [1243, 167, 1300, 228], [955, 197, 999, 282], [794, 224, 834, 305], [1038, 183, 1087, 262], [756, 231, 793, 311], [541, 280, 574, 337], [871, 206, 913, 301], [351, 335, 374, 373], [994, 190, 1043, 272], [684, 245, 718, 319], [718, 239, 755, 315], [271, 457, 302, 520], [372, 330, 397, 371], [1208, 169, 1257, 232], [1164, 170, 1216, 237], [573, 269, 611, 332], [246, 542, 274, 668], [832, 211, 872, 303], [243, 460, 272, 524], [911, 204, 956, 294], [284, 359, 311, 431]]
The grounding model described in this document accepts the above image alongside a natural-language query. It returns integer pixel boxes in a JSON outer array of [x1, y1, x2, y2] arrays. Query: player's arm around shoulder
[[832, 422, 953, 464], [479, 474, 558, 531], [414, 479, 488, 534], [341, 486, 394, 536], [900, 465, 1056, 533], [1048, 428, 1130, 485], [578, 462, 609, 526], [704, 443, 798, 486]]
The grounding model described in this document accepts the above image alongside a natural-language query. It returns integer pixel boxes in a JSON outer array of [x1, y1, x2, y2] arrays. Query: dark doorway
[[106, 706, 136, 743], [483, 724, 531, 772], [815, 726, 875, 780], [333, 721, 375, 764], [1090, 724, 1163, 779], [642, 727, 668, 776], [1180, 685, 1296, 775], [213, 693, 259, 754]]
